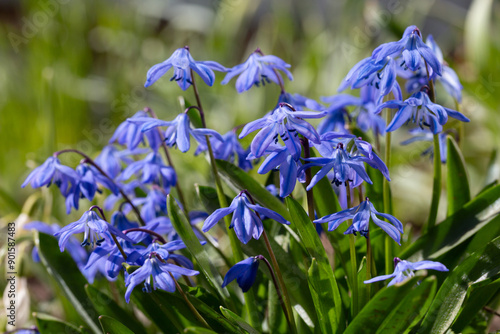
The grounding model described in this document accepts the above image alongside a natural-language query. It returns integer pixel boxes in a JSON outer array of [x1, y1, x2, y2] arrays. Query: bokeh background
[[0, 0, 499, 331]]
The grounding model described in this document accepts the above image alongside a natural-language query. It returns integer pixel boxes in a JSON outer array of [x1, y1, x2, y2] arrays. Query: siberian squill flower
[[222, 48, 293, 93], [222, 257, 260, 292], [202, 192, 290, 244], [129, 113, 224, 153], [376, 90, 469, 134], [109, 111, 162, 151], [239, 102, 325, 158], [364, 258, 448, 286], [250, 144, 305, 198], [401, 128, 448, 163], [144, 46, 227, 90], [124, 241, 199, 303], [95, 145, 147, 179], [314, 198, 403, 244], [118, 152, 176, 190], [54, 210, 133, 251], [22, 156, 78, 196]]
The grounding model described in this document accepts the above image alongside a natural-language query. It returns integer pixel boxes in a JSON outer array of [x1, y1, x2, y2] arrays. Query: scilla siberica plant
[[21, 27, 500, 334]]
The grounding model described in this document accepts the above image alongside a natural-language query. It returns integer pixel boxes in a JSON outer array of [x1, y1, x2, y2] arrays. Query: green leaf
[[400, 184, 500, 262], [184, 327, 219, 334], [35, 313, 83, 334], [344, 275, 423, 334], [307, 258, 340, 334], [285, 197, 345, 333], [35, 232, 101, 334], [85, 285, 147, 334], [417, 235, 500, 333], [128, 289, 180, 333], [446, 136, 471, 215], [464, 0, 493, 69], [220, 306, 260, 334], [167, 194, 232, 306], [376, 277, 437, 333], [98, 315, 135, 334], [451, 276, 500, 332]]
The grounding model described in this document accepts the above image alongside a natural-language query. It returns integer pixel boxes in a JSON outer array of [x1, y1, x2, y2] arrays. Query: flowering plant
[[16, 25, 500, 334]]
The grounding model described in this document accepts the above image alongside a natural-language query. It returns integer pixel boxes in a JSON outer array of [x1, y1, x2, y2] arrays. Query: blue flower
[[277, 92, 324, 111], [54, 210, 134, 251], [95, 145, 147, 179], [144, 46, 227, 90], [314, 198, 404, 244], [118, 152, 176, 190], [222, 49, 293, 93], [202, 192, 290, 244], [239, 103, 325, 158], [195, 131, 252, 171], [222, 257, 260, 292], [124, 243, 199, 303], [401, 128, 448, 163], [109, 111, 162, 151], [22, 156, 78, 196], [132, 188, 168, 222], [364, 258, 448, 286], [250, 144, 304, 198], [130, 113, 224, 153], [372, 25, 442, 76], [303, 133, 390, 191], [376, 90, 470, 134]]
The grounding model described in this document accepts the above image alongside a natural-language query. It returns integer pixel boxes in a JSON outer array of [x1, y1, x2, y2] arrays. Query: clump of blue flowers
[[21, 24, 488, 334]]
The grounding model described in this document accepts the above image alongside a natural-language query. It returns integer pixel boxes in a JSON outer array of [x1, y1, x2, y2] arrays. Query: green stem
[[365, 232, 372, 301], [262, 231, 297, 334], [383, 109, 392, 275], [346, 186, 358, 318], [171, 273, 212, 330], [302, 138, 315, 220], [190, 71, 261, 330], [426, 133, 441, 231]]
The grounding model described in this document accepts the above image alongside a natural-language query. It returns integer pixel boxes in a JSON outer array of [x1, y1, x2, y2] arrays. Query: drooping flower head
[[109, 111, 162, 151], [118, 152, 176, 190], [314, 198, 403, 244], [202, 191, 290, 244], [54, 210, 133, 251], [222, 257, 260, 292], [222, 48, 293, 93], [400, 128, 448, 163], [376, 89, 469, 134], [128, 113, 224, 153], [364, 257, 448, 286], [22, 156, 78, 197], [239, 102, 325, 159], [144, 46, 227, 90], [124, 241, 199, 303]]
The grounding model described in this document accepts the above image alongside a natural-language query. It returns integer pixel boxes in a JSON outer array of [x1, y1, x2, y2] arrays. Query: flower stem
[[123, 228, 167, 244], [190, 73, 261, 330], [302, 138, 315, 220], [54, 149, 146, 226], [426, 133, 441, 231], [171, 273, 212, 330], [144, 107, 189, 216], [346, 186, 358, 317], [383, 109, 392, 275], [365, 232, 372, 301], [262, 230, 297, 334], [257, 254, 294, 332]]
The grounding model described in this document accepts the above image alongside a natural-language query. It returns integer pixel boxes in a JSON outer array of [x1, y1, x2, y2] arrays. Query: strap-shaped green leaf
[[344, 275, 423, 334], [417, 235, 500, 333], [35, 232, 101, 334], [376, 277, 437, 333], [35, 313, 83, 334], [220, 306, 260, 334], [446, 136, 471, 215], [85, 285, 147, 334], [98, 315, 135, 334], [286, 197, 345, 333], [167, 194, 232, 307]]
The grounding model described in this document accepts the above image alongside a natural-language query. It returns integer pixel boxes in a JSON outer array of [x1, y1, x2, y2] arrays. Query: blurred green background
[[1, 0, 500, 226]]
